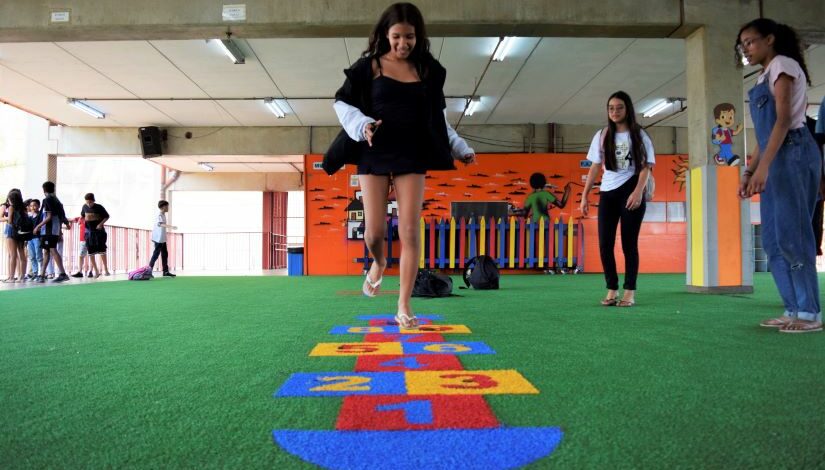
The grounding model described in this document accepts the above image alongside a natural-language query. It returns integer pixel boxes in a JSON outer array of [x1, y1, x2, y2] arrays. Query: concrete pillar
[[684, 1, 757, 293]]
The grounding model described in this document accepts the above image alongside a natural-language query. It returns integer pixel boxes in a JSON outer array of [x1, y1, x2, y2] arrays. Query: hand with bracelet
[[739, 164, 757, 199]]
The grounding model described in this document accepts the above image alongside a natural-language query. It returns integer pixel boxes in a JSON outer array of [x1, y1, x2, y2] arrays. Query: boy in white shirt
[[149, 200, 178, 277]]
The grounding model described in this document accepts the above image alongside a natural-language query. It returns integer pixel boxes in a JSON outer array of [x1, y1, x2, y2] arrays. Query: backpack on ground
[[412, 270, 453, 297], [12, 211, 34, 242], [463, 255, 500, 290], [128, 265, 154, 281]]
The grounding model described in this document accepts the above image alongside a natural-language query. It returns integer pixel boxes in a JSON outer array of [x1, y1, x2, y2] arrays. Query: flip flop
[[362, 273, 383, 297], [617, 299, 634, 307], [779, 321, 823, 334], [394, 312, 418, 329], [600, 297, 618, 306], [759, 317, 793, 328]]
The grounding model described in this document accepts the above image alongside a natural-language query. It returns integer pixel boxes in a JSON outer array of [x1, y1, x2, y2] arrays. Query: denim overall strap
[[748, 78, 822, 321]]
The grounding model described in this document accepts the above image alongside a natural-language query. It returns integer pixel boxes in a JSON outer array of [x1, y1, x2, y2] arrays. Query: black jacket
[[323, 55, 456, 175]]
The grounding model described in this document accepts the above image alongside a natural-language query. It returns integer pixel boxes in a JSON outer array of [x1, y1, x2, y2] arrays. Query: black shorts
[[41, 235, 60, 250], [86, 230, 108, 255]]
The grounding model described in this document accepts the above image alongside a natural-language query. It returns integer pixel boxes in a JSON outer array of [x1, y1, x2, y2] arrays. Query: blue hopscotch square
[[357, 314, 444, 321], [402, 342, 496, 355], [329, 326, 401, 335], [274, 372, 406, 397]]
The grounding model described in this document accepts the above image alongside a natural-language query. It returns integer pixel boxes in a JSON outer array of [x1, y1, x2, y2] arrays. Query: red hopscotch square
[[368, 318, 434, 326], [355, 354, 464, 372], [364, 333, 446, 343], [336, 395, 500, 430]]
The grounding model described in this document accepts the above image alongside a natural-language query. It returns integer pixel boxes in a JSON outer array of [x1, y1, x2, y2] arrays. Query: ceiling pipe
[[161, 168, 181, 200]]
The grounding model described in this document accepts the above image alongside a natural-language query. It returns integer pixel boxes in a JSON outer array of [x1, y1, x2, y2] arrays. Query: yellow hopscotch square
[[405, 370, 539, 395], [309, 342, 403, 356], [399, 324, 472, 334]]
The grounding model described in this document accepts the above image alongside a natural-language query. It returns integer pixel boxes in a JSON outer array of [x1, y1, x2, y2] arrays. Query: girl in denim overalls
[[737, 19, 821, 333]]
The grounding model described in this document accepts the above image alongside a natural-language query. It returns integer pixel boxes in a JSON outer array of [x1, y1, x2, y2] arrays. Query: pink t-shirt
[[756, 55, 808, 129]]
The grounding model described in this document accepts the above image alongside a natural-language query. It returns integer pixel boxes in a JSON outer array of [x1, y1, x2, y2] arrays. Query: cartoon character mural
[[711, 103, 743, 166], [519, 172, 571, 221]]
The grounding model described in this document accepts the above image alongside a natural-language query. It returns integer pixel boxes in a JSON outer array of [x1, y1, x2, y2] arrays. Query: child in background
[[26, 199, 43, 280], [149, 200, 177, 277], [70, 217, 91, 278]]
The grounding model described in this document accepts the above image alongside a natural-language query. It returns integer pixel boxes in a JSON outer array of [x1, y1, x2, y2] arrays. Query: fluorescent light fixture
[[211, 38, 245, 64], [264, 98, 286, 118], [67, 99, 105, 119], [492, 36, 516, 62], [198, 162, 214, 172], [464, 96, 481, 116], [643, 99, 673, 118]]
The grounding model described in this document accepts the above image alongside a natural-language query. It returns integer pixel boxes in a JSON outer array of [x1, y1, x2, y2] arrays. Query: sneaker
[[163, 272, 177, 277], [53, 273, 70, 283], [71, 272, 83, 278], [86, 271, 93, 277], [36, 276, 46, 283]]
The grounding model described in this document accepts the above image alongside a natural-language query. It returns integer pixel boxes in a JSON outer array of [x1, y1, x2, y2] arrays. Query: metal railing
[[0, 221, 182, 277], [0, 221, 303, 277]]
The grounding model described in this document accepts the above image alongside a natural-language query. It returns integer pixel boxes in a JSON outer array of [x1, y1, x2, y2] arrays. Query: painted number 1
[[376, 400, 434, 425]]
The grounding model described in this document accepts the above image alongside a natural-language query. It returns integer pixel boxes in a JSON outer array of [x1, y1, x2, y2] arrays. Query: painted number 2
[[310, 376, 371, 392]]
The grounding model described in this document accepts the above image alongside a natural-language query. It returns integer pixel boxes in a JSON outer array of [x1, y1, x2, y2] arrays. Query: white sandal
[[394, 312, 418, 329], [362, 273, 383, 297]]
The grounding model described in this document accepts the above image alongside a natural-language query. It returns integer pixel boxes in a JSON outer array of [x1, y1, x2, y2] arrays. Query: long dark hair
[[363, 2, 432, 78], [6, 189, 25, 215], [735, 18, 811, 86], [602, 91, 647, 172]]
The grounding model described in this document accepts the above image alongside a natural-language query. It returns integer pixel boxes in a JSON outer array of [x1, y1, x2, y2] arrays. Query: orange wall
[[304, 153, 689, 275]]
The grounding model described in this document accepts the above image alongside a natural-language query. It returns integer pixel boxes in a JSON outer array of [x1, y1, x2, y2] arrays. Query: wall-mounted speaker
[[139, 126, 163, 158]]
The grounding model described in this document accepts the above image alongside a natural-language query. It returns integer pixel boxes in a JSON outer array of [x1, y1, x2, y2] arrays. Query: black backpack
[[12, 211, 34, 241], [463, 255, 500, 290], [412, 270, 454, 297]]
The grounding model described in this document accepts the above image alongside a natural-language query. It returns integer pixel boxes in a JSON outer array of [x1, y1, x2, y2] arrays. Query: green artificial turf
[[1, 273, 824, 469]]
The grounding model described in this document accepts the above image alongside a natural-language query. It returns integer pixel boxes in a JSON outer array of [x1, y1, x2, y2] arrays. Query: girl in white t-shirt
[[580, 91, 656, 307], [736, 19, 821, 333]]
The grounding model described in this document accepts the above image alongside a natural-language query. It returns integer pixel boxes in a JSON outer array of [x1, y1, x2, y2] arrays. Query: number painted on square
[[310, 376, 372, 392], [376, 400, 434, 425], [275, 372, 405, 396], [405, 370, 540, 395]]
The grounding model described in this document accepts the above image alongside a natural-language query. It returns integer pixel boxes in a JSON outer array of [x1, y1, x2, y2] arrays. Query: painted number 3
[[439, 373, 498, 389], [336, 344, 379, 353], [310, 376, 371, 392]]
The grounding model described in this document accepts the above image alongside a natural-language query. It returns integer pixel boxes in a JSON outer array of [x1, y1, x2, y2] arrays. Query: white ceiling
[[0, 37, 822, 130]]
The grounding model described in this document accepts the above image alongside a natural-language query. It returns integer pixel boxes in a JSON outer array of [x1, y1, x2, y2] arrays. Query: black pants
[[598, 176, 645, 290], [149, 242, 169, 272]]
